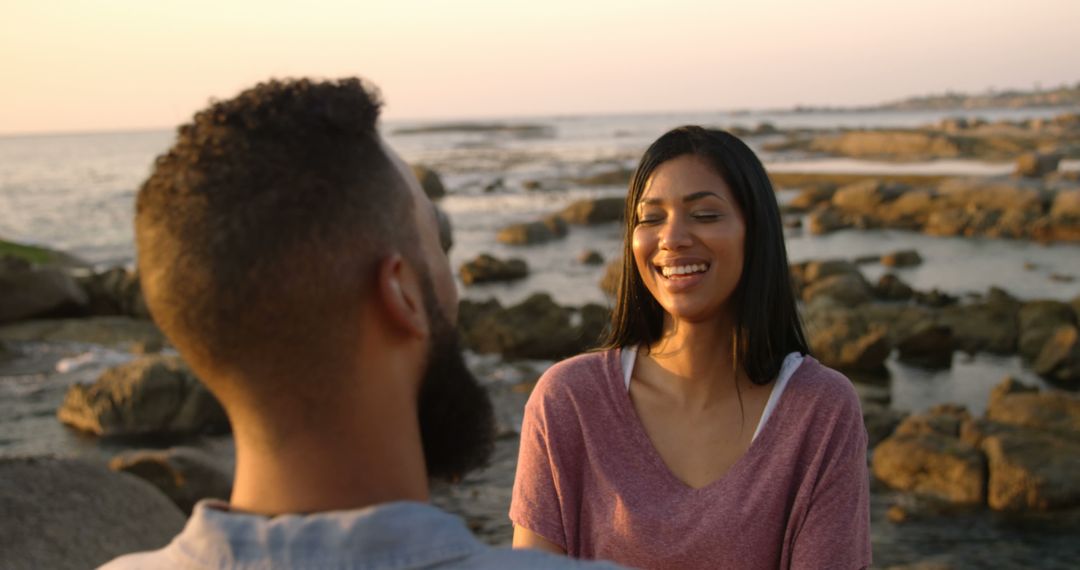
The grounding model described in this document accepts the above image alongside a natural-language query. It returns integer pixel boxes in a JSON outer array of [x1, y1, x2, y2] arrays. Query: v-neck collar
[[608, 347, 806, 493]]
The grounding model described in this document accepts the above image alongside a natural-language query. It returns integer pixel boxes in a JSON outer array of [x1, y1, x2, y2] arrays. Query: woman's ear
[[376, 254, 429, 339]]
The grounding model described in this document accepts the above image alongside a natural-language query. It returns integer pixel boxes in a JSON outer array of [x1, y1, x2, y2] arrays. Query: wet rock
[[495, 215, 568, 245], [803, 299, 890, 372], [879, 190, 935, 226], [57, 355, 229, 438], [573, 168, 634, 187], [458, 254, 528, 285], [599, 258, 622, 297], [559, 197, 625, 225], [1049, 189, 1080, 223], [1033, 325, 1080, 387], [786, 185, 835, 212], [1018, 300, 1077, 361], [808, 131, 962, 160], [924, 208, 969, 237], [897, 324, 955, 369], [881, 249, 923, 268], [982, 430, 1080, 511], [913, 288, 957, 308], [411, 164, 447, 199], [0, 263, 88, 323], [806, 206, 850, 235], [859, 304, 935, 348], [1015, 151, 1062, 178], [872, 433, 985, 504], [0, 456, 184, 569], [894, 405, 971, 439], [874, 274, 914, 301], [109, 446, 233, 515], [802, 273, 874, 306], [578, 250, 604, 265]]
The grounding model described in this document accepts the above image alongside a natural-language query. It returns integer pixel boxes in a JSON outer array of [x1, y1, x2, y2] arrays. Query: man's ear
[[376, 254, 429, 339]]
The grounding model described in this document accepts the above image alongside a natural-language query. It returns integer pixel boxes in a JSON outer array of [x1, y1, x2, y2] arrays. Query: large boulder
[[879, 189, 935, 226], [881, 249, 923, 268], [0, 456, 184, 570], [805, 207, 850, 235], [803, 299, 890, 373], [937, 297, 1019, 355], [1049, 189, 1080, 223], [873, 273, 914, 302], [802, 259, 863, 283], [458, 254, 528, 285], [75, 267, 150, 319], [110, 446, 233, 515], [0, 260, 88, 323], [1018, 300, 1078, 361], [808, 131, 962, 160], [872, 432, 985, 504], [57, 355, 229, 438], [411, 164, 447, 199], [559, 197, 625, 225], [986, 377, 1080, 436], [458, 294, 605, 360], [830, 180, 906, 216], [981, 430, 1080, 511], [495, 215, 568, 245]]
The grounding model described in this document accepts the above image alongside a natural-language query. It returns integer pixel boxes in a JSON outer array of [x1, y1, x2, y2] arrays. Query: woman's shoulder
[[532, 349, 619, 398], [784, 356, 864, 422]]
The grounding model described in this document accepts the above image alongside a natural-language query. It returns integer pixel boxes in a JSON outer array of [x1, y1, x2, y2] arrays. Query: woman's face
[[632, 154, 746, 326]]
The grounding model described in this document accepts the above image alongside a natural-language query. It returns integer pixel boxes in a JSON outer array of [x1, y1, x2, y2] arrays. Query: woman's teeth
[[660, 264, 708, 278]]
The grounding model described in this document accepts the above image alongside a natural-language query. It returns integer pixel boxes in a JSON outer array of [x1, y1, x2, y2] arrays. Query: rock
[[805, 206, 850, 235], [896, 324, 955, 369], [109, 446, 233, 515], [0, 456, 184, 569], [871, 433, 985, 504], [802, 273, 874, 306], [808, 131, 962, 160], [599, 258, 622, 297], [1018, 300, 1078, 361], [913, 288, 957, 308], [874, 273, 914, 301], [495, 215, 568, 245], [0, 264, 88, 323], [937, 302, 1018, 354], [802, 259, 863, 283], [0, 316, 165, 348], [57, 355, 229, 438], [923, 208, 968, 237], [458, 254, 528, 285], [75, 267, 150, 319], [458, 294, 602, 360], [578, 250, 604, 265], [982, 430, 1080, 511], [786, 186, 836, 212], [863, 402, 907, 447], [803, 300, 890, 372], [986, 377, 1080, 436], [858, 304, 935, 347], [881, 249, 923, 268], [0, 239, 88, 268], [573, 168, 634, 187], [411, 164, 447, 199], [831, 180, 906, 215], [1033, 325, 1080, 386], [1015, 151, 1062, 178], [1049, 189, 1080, 223], [894, 405, 971, 438], [559, 197, 625, 225]]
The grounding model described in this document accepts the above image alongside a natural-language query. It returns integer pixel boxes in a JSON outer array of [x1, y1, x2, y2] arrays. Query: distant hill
[[793, 82, 1080, 113]]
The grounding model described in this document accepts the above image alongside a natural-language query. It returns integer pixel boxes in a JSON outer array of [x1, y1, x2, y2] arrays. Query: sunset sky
[[2, 0, 1078, 135]]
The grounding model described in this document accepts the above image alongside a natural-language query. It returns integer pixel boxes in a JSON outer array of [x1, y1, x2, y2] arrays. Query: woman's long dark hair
[[602, 126, 809, 385]]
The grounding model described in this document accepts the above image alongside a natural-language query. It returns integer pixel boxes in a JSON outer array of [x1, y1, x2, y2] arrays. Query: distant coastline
[[788, 82, 1080, 114]]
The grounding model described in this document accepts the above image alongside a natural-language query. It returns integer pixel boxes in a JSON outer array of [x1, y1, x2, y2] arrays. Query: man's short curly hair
[[136, 78, 415, 382]]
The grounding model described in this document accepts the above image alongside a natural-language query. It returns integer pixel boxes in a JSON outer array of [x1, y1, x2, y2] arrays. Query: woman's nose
[[658, 216, 691, 250]]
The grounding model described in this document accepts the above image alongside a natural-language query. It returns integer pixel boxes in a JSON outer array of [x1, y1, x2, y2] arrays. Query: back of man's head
[[136, 78, 414, 394]]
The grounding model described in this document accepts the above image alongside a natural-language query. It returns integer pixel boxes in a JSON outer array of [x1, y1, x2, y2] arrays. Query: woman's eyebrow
[[638, 191, 724, 206]]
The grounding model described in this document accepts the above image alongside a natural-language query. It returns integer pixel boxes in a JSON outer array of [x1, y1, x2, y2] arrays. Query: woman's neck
[[641, 316, 750, 409]]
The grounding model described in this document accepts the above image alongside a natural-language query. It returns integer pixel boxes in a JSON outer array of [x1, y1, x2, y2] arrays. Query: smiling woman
[[510, 127, 872, 569]]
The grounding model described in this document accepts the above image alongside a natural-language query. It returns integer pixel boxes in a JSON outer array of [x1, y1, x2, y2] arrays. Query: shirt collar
[[170, 499, 485, 569]]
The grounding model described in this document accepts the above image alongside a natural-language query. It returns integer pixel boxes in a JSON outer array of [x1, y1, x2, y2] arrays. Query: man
[[103, 78, 617, 569]]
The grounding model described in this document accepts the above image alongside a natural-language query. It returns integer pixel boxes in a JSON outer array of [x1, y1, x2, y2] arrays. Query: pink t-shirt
[[510, 349, 871, 570]]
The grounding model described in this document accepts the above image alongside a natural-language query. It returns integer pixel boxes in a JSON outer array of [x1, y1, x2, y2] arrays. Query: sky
[[1, 0, 1078, 135]]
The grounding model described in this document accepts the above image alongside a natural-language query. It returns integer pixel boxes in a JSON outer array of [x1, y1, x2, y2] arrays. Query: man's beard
[[416, 286, 495, 481]]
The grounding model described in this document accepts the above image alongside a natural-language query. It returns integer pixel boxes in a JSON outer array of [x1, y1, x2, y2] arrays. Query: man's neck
[[228, 384, 430, 515]]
